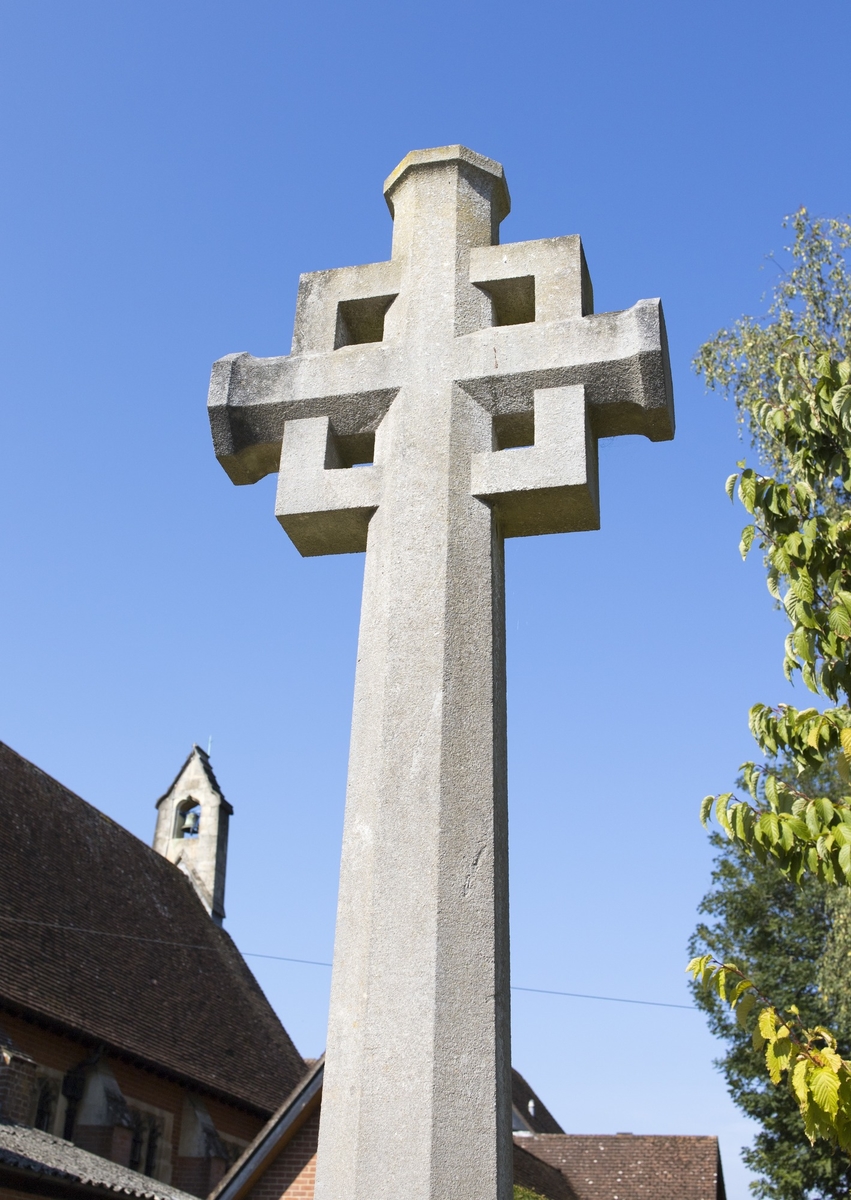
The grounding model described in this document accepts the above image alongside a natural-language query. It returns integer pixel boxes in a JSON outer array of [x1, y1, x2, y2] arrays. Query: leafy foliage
[[700, 350, 851, 889], [820, 888, 851, 1034], [689, 954, 851, 1152], [695, 209, 851, 507], [513, 1188, 547, 1200], [731, 351, 851, 700], [693, 209, 851, 1167], [689, 832, 851, 1199]]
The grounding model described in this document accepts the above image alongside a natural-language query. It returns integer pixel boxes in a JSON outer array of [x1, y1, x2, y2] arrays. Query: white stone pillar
[[314, 159, 512, 1200]]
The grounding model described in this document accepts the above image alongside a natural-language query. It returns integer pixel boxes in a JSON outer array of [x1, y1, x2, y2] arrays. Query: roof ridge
[[154, 744, 228, 810]]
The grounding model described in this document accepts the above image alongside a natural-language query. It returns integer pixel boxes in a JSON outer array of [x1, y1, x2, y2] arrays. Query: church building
[[0, 742, 304, 1198], [0, 741, 726, 1200]]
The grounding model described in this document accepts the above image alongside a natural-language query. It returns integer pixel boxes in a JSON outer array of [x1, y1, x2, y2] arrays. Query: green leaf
[[829, 605, 851, 638], [792, 1059, 810, 1105], [839, 844, 851, 882], [758, 1008, 778, 1040], [699, 795, 714, 827], [715, 793, 733, 836], [764, 773, 779, 808], [736, 991, 757, 1027], [766, 1038, 790, 1084], [811, 1067, 841, 1116], [686, 955, 710, 980], [816, 352, 833, 379], [725, 472, 738, 502], [758, 811, 781, 844], [739, 471, 757, 512], [786, 816, 811, 840], [791, 572, 815, 604], [740, 525, 756, 559], [815, 797, 836, 825]]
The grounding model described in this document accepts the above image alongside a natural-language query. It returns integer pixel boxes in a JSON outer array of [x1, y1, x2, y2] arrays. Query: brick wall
[[0, 1013, 84, 1075], [244, 1109, 320, 1200], [0, 1009, 268, 1188], [0, 1048, 36, 1123], [74, 1124, 133, 1169]]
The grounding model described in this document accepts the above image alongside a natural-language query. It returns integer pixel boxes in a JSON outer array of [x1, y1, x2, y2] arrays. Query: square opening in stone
[[475, 276, 535, 326], [333, 430, 376, 467], [335, 295, 397, 348], [493, 411, 534, 450]]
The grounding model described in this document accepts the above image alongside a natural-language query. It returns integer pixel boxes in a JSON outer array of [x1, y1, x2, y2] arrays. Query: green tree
[[820, 887, 851, 1033], [691, 211, 851, 1166], [690, 813, 851, 1197], [695, 209, 851, 509]]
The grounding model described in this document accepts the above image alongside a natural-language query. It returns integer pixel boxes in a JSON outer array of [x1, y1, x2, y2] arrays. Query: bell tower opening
[[152, 747, 232, 924], [174, 799, 201, 839]]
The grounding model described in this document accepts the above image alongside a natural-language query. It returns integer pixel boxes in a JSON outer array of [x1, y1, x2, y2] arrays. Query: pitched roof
[[0, 1118, 196, 1200], [212, 1060, 580, 1200], [512, 1068, 565, 1134], [211, 1058, 325, 1200], [516, 1134, 725, 1200], [0, 741, 305, 1115], [513, 1139, 577, 1200], [155, 746, 230, 813]]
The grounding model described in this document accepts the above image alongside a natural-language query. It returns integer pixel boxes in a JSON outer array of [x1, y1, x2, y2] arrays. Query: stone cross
[[208, 146, 674, 1200]]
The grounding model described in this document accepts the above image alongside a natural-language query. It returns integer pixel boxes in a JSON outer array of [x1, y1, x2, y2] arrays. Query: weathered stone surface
[[208, 145, 674, 1200]]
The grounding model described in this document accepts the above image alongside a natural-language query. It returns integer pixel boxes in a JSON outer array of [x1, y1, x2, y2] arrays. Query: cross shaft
[[208, 146, 674, 1200]]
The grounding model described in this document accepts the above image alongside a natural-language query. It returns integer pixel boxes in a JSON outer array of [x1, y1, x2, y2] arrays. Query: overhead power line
[[510, 985, 695, 1011], [243, 951, 334, 968], [0, 914, 696, 1012]]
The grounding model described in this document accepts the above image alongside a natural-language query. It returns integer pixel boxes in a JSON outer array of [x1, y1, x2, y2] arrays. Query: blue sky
[[2, 2, 849, 1196]]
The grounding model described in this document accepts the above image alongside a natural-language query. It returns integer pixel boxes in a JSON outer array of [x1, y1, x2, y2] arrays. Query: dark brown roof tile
[[0, 742, 305, 1115], [516, 1134, 725, 1200]]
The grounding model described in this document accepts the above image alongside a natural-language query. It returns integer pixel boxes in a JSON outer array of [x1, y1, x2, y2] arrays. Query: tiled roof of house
[[0, 1119, 196, 1200], [0, 742, 305, 1116], [516, 1134, 725, 1200], [513, 1138, 577, 1200]]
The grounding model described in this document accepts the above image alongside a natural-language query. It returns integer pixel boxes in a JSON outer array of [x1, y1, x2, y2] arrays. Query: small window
[[144, 1123, 161, 1177], [129, 1110, 163, 1177], [123, 1099, 171, 1182], [130, 1117, 144, 1172], [34, 1079, 57, 1132]]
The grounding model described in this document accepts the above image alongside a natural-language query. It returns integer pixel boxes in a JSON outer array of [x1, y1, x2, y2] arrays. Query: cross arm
[[471, 384, 599, 538], [207, 346, 399, 486], [456, 298, 674, 443], [209, 256, 403, 486]]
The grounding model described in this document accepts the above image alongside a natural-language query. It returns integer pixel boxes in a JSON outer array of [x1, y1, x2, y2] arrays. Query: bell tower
[[153, 746, 232, 924]]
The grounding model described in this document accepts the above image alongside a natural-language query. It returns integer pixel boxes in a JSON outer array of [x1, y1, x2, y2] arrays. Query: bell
[[182, 811, 199, 835]]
